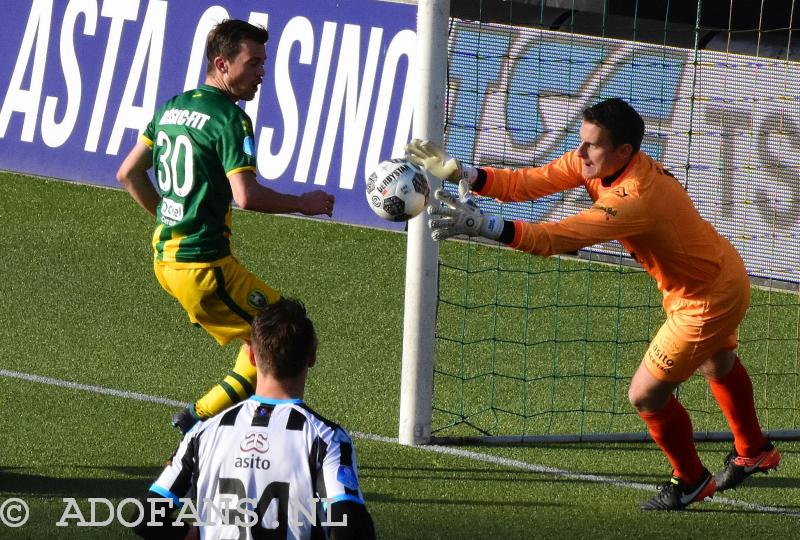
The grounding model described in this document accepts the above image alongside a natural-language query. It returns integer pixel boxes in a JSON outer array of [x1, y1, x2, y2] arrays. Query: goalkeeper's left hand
[[405, 139, 477, 184], [428, 180, 503, 241]]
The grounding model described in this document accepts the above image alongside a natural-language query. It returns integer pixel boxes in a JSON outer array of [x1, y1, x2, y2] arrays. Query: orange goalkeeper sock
[[708, 357, 766, 457], [638, 395, 704, 484]]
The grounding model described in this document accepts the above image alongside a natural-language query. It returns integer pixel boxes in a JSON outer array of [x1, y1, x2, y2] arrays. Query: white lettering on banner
[[294, 21, 337, 184], [42, 0, 97, 148], [242, 12, 269, 140], [0, 0, 52, 142], [258, 16, 314, 180], [0, 1, 417, 196], [315, 24, 382, 188], [183, 6, 230, 92], [107, 0, 166, 155], [84, 0, 140, 153], [364, 28, 415, 181]]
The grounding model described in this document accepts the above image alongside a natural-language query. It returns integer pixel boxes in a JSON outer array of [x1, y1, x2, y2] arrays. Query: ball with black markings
[[365, 158, 430, 222]]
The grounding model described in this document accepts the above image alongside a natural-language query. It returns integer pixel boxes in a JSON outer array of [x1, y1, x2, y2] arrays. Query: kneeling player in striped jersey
[[130, 298, 375, 539]]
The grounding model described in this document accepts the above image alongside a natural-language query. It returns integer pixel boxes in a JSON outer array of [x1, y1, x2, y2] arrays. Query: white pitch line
[[355, 432, 798, 516], [2, 369, 797, 517], [0, 369, 187, 408]]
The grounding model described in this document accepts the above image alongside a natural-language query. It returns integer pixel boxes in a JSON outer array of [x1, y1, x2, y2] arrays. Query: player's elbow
[[116, 162, 143, 190], [116, 166, 132, 188], [233, 184, 260, 211], [235, 191, 254, 211], [229, 171, 263, 211]]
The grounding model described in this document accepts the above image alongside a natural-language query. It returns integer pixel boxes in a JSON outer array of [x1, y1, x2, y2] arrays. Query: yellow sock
[[193, 343, 257, 419]]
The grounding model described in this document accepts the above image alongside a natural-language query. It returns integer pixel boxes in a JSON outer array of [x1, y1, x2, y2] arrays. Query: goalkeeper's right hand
[[405, 139, 473, 184], [428, 180, 503, 242]]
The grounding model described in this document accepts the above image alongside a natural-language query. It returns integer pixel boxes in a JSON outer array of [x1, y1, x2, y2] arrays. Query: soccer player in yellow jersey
[[407, 98, 781, 510], [117, 20, 335, 434]]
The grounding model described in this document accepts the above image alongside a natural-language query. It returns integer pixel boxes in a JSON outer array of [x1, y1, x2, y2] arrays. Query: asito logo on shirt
[[236, 431, 271, 470], [240, 431, 269, 453]]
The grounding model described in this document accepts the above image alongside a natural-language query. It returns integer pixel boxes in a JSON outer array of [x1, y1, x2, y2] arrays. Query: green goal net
[[429, 1, 800, 442]]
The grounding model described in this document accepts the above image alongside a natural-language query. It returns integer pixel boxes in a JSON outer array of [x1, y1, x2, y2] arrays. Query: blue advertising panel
[[445, 19, 800, 285], [0, 0, 417, 230]]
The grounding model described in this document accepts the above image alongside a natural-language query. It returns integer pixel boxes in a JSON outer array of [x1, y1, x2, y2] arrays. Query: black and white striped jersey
[[150, 396, 367, 540]]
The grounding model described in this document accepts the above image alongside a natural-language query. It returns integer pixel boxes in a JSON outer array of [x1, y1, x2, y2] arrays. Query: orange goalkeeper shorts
[[154, 256, 281, 346], [644, 243, 750, 383]]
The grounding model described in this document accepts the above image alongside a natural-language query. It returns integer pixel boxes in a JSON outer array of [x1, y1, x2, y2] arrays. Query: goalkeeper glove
[[405, 139, 477, 184], [428, 180, 503, 241]]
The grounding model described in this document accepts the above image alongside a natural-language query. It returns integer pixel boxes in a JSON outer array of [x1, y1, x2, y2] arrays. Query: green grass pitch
[[0, 171, 798, 538]]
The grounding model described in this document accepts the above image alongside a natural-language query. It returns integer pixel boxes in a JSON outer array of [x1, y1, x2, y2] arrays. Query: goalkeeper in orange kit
[[407, 98, 781, 511]]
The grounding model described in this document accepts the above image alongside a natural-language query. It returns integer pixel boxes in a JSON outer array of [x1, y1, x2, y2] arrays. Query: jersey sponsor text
[[159, 108, 211, 130]]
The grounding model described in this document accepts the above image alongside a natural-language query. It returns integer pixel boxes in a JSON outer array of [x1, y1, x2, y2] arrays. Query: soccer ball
[[365, 158, 430, 222]]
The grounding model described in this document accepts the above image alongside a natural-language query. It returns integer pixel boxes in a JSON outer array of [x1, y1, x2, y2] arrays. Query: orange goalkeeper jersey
[[479, 151, 731, 298]]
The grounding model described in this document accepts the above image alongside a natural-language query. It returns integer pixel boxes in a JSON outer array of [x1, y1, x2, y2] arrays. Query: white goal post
[[397, 0, 800, 446], [398, 0, 448, 446]]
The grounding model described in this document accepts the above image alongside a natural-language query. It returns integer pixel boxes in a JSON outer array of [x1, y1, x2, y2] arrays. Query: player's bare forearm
[[121, 172, 160, 216], [118, 141, 159, 216], [229, 171, 335, 216]]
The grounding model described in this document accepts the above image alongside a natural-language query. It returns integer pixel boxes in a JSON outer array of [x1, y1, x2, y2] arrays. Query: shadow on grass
[[445, 441, 799, 452], [358, 464, 664, 487], [365, 491, 566, 508], [448, 442, 657, 452], [618, 472, 800, 488], [0, 467, 162, 499], [683, 504, 800, 516], [357, 463, 800, 496]]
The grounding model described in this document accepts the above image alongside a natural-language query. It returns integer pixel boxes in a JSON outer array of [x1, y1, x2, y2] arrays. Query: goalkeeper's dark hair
[[251, 297, 316, 380], [206, 19, 269, 75], [583, 98, 645, 153]]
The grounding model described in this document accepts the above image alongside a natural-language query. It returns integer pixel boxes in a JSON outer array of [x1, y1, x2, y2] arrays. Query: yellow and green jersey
[[142, 84, 257, 264]]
